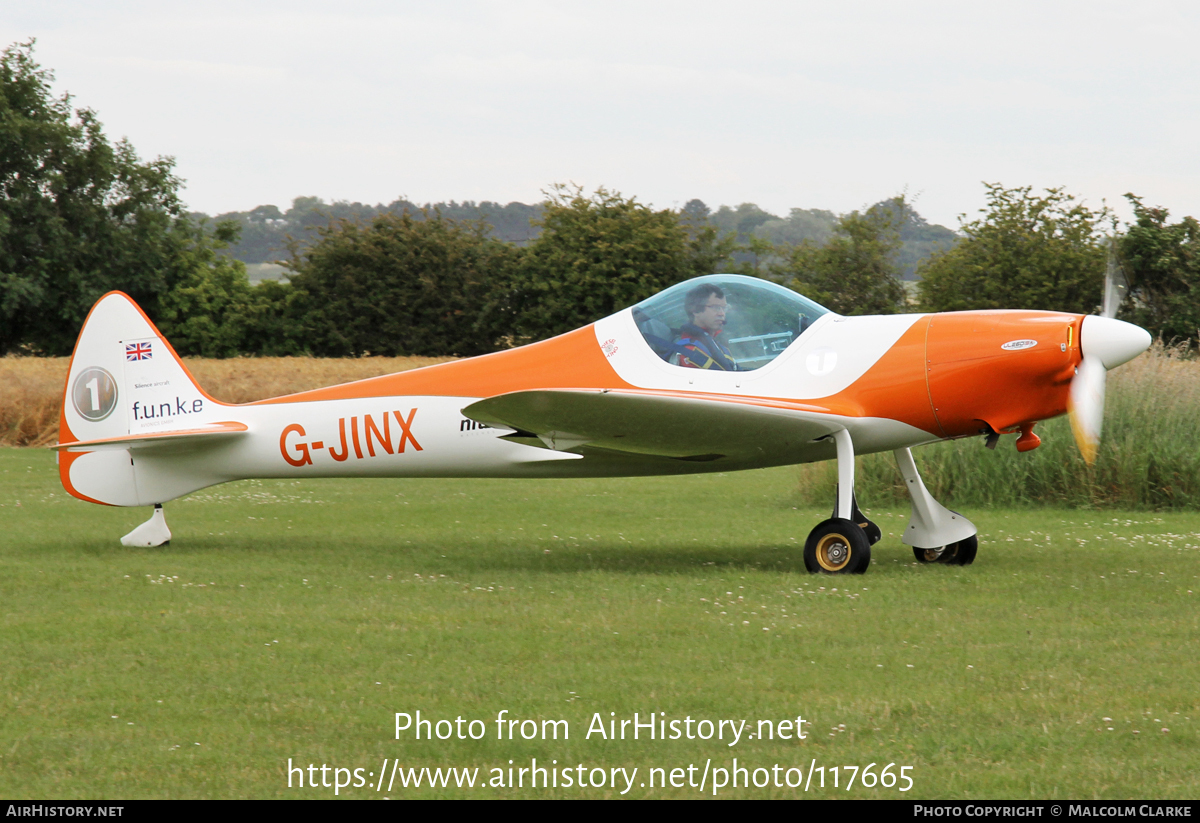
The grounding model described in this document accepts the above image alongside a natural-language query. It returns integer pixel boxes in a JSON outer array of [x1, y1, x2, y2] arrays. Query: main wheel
[[913, 546, 943, 563], [804, 519, 871, 574]]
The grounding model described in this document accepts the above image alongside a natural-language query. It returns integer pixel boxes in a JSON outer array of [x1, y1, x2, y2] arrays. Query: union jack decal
[[126, 342, 153, 361]]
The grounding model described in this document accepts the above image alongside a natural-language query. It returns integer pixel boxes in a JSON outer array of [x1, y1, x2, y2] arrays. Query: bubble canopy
[[629, 274, 831, 371]]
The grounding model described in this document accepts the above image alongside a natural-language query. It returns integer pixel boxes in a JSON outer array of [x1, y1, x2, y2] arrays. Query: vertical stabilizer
[[59, 292, 228, 506]]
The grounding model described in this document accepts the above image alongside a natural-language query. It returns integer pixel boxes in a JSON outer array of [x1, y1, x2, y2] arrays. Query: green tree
[[755, 207, 839, 247], [282, 210, 519, 357], [510, 185, 735, 340], [1118, 195, 1200, 344], [710, 202, 778, 243], [0, 40, 249, 354], [918, 184, 1107, 314], [772, 201, 907, 315], [868, 196, 959, 281], [236, 278, 306, 357], [155, 222, 256, 357]]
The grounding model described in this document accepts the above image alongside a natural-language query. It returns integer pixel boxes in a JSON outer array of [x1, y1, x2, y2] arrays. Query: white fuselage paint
[[592, 307, 925, 400], [67, 391, 933, 507]]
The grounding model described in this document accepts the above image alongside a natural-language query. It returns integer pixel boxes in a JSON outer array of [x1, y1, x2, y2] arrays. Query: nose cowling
[[922, 310, 1153, 463], [924, 311, 1080, 438], [1080, 315, 1152, 370]]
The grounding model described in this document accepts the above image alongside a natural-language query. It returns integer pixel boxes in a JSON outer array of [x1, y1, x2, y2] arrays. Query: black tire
[[943, 512, 978, 565], [804, 519, 872, 574], [944, 535, 978, 566], [912, 535, 979, 565]]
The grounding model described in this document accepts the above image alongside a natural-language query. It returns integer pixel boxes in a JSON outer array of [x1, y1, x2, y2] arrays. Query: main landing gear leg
[[843, 495, 882, 547], [120, 504, 172, 547], [894, 447, 978, 565], [804, 428, 872, 574]]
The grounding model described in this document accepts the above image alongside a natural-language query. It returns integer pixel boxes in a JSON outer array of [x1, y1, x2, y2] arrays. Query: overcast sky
[[6, 1, 1199, 228]]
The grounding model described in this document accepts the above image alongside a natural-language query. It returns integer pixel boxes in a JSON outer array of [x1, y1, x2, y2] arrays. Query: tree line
[[4, 41, 1199, 360], [202, 193, 957, 282], [201, 197, 544, 265]]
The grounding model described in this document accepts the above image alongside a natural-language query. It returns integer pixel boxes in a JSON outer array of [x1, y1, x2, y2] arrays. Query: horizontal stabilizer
[[463, 389, 843, 462], [54, 421, 249, 452]]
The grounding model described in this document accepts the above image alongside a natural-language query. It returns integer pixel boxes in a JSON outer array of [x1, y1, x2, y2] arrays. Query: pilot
[[674, 284, 738, 370]]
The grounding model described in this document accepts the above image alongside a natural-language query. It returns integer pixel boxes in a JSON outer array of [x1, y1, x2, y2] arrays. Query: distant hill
[[693, 197, 958, 281], [190, 198, 543, 267], [193, 195, 957, 281]]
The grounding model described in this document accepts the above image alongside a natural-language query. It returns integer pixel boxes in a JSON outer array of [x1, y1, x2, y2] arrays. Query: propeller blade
[[1101, 241, 1129, 319], [1068, 316, 1151, 464], [1068, 356, 1106, 465]]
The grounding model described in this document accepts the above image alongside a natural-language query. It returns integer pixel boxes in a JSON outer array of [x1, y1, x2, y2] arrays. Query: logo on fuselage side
[[1001, 339, 1038, 351], [280, 409, 422, 467]]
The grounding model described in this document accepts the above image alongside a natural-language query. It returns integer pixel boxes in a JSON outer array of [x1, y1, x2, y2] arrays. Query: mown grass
[[1, 449, 1198, 799]]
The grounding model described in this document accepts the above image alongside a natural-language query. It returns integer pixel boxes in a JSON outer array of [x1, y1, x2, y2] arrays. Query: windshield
[[630, 274, 830, 371]]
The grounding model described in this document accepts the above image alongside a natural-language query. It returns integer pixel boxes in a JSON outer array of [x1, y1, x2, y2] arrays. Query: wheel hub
[[816, 534, 852, 571]]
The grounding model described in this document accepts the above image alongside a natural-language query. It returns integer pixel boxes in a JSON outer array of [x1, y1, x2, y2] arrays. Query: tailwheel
[[804, 519, 871, 574], [943, 535, 978, 565], [912, 535, 978, 566]]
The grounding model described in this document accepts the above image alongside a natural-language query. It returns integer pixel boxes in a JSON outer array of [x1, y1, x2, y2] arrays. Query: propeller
[[1068, 243, 1149, 464], [1100, 241, 1129, 319], [1068, 354, 1107, 464]]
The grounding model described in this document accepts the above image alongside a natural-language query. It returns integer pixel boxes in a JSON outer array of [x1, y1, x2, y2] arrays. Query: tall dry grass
[[0, 357, 67, 447], [797, 342, 1200, 510], [0, 355, 453, 447]]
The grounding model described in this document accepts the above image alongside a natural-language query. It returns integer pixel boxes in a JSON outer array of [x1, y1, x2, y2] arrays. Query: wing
[[462, 389, 848, 463]]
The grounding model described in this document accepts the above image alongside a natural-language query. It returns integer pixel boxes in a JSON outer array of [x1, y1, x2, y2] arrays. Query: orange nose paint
[[925, 310, 1080, 438]]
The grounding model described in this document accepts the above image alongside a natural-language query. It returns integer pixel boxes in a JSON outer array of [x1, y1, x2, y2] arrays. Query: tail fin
[[58, 292, 241, 506]]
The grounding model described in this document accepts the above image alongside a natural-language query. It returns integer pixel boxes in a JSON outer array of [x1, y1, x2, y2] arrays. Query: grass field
[[1, 448, 1198, 799]]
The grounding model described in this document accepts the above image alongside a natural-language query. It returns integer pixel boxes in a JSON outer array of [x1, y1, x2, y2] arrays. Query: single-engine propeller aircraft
[[55, 270, 1150, 574]]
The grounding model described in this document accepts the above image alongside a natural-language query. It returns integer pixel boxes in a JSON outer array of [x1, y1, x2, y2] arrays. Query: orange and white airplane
[[54, 273, 1150, 574]]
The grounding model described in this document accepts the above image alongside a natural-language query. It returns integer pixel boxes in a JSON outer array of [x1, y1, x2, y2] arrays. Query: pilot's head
[[685, 284, 728, 335]]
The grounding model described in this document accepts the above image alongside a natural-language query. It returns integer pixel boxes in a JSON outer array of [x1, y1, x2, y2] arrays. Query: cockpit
[[631, 274, 830, 371]]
